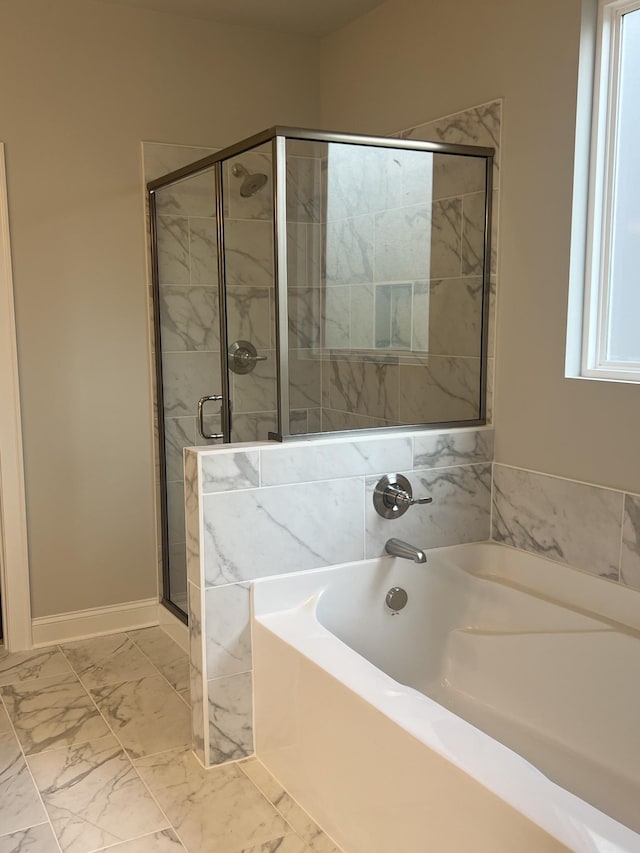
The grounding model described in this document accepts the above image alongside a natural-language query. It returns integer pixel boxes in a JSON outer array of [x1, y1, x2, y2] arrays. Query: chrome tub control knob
[[373, 474, 433, 519]]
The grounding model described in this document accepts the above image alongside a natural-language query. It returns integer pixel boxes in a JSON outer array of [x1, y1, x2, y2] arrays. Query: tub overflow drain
[[385, 587, 408, 614]]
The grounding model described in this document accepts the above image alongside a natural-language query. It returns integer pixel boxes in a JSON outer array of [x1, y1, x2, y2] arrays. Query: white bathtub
[[252, 542, 640, 853]]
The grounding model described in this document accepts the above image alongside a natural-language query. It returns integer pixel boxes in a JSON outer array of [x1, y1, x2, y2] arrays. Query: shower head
[[231, 162, 268, 198]]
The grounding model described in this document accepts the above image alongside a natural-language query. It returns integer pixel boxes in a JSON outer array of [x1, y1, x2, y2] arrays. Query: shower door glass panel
[[285, 139, 488, 433], [221, 143, 278, 441], [154, 167, 223, 616]]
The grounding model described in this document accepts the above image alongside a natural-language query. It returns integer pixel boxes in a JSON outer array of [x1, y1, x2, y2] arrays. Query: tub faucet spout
[[385, 538, 427, 563]]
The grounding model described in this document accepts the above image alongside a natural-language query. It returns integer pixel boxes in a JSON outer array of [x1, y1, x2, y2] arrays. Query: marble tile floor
[[0, 632, 342, 853]]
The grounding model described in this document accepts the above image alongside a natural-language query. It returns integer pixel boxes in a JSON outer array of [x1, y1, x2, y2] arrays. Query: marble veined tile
[[225, 220, 274, 287], [93, 829, 185, 852], [28, 735, 167, 853], [374, 205, 431, 283], [134, 749, 290, 853], [430, 198, 462, 280], [90, 676, 191, 759], [189, 217, 218, 287], [398, 356, 481, 424], [203, 478, 364, 586], [323, 215, 374, 286], [621, 494, 640, 590], [0, 732, 47, 835], [1, 673, 109, 756], [239, 761, 340, 853], [323, 287, 350, 349], [414, 429, 494, 469], [157, 216, 190, 286], [260, 436, 412, 487], [492, 465, 623, 579], [430, 151, 487, 202], [185, 450, 201, 588], [155, 171, 216, 219], [200, 450, 260, 495], [208, 672, 253, 764], [350, 284, 374, 349], [231, 411, 277, 443], [411, 281, 430, 352], [403, 100, 501, 177], [60, 635, 157, 690], [0, 702, 11, 733], [164, 417, 196, 484], [159, 286, 219, 352], [0, 648, 72, 687], [322, 358, 399, 423], [288, 288, 321, 350], [188, 583, 206, 764], [143, 142, 216, 185], [0, 823, 59, 853], [462, 191, 491, 276], [239, 837, 312, 853], [320, 409, 391, 432], [161, 350, 222, 419], [289, 349, 321, 411], [428, 277, 483, 357], [287, 155, 321, 224], [365, 463, 492, 557], [227, 286, 273, 350], [205, 584, 251, 679], [127, 627, 189, 693], [231, 349, 277, 415]]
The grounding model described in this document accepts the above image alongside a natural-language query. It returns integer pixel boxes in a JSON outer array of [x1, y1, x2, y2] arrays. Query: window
[[581, 0, 640, 381]]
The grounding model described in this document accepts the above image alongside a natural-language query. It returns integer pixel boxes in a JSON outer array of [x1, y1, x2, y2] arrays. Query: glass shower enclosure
[[148, 127, 494, 621]]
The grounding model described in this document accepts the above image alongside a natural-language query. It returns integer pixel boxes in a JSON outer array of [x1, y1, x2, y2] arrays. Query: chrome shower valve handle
[[385, 483, 433, 507], [373, 474, 433, 519]]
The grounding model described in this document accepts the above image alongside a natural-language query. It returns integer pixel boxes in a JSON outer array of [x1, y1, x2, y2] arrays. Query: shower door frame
[[148, 127, 494, 620], [148, 163, 231, 623]]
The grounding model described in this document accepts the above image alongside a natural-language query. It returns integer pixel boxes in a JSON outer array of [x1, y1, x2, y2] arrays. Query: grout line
[[88, 827, 180, 853], [125, 629, 190, 699], [0, 694, 64, 853], [495, 461, 640, 497], [238, 758, 344, 853], [56, 653, 191, 852]]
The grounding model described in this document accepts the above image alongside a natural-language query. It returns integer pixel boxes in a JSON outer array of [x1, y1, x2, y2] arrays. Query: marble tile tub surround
[[492, 464, 640, 587], [185, 427, 494, 767]]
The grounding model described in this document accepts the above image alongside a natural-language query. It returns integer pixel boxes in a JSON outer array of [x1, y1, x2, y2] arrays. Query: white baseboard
[[158, 603, 189, 653], [32, 598, 159, 647]]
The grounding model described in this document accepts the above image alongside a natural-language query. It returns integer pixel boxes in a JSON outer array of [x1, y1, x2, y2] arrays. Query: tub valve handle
[[373, 474, 433, 519]]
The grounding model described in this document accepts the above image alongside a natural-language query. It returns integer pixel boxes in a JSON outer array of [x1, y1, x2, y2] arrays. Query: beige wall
[[319, 0, 640, 495], [1, 0, 320, 617]]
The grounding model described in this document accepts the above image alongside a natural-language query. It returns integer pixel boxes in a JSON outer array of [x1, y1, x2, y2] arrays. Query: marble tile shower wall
[[492, 464, 640, 589], [184, 428, 494, 766], [313, 100, 501, 431]]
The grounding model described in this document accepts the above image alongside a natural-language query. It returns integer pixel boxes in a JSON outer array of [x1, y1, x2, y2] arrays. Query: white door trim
[[0, 142, 33, 651]]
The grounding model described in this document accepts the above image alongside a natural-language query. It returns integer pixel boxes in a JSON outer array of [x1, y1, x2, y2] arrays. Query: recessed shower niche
[[148, 127, 494, 619]]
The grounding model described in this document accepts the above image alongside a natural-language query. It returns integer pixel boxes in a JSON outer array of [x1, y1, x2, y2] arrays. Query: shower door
[[150, 145, 277, 621]]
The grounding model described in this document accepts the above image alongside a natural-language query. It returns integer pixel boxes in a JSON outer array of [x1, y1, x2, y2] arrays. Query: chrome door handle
[[197, 395, 224, 440]]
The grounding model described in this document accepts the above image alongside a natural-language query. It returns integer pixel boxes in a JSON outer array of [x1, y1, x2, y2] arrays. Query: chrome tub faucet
[[385, 538, 427, 564]]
